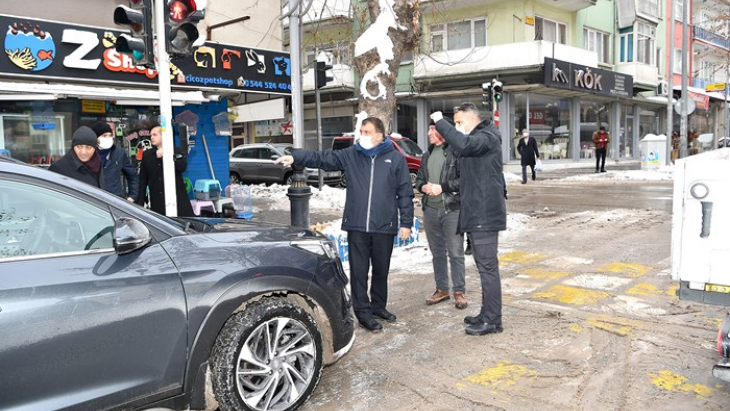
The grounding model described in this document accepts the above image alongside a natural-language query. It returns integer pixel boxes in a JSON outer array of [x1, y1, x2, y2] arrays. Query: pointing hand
[[275, 155, 294, 167]]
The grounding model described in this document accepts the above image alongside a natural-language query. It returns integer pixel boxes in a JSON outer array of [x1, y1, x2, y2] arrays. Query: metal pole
[[667, 0, 675, 164], [286, 0, 311, 228], [315, 50, 324, 190], [154, 0, 178, 217], [680, 0, 689, 159]]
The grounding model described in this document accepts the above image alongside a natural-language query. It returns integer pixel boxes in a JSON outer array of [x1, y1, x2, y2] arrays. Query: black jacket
[[414, 142, 460, 212], [136, 147, 195, 217], [100, 145, 139, 199], [292, 139, 414, 235], [49, 150, 106, 190], [517, 136, 540, 167], [436, 119, 506, 233]]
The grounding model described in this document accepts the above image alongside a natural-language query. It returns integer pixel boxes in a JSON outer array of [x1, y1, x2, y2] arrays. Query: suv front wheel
[[211, 298, 323, 411]]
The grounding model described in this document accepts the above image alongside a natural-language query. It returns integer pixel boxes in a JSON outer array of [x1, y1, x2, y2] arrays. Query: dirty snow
[[563, 166, 674, 182]]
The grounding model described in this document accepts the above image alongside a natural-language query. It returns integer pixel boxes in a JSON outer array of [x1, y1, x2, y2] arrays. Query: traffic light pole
[[154, 0, 178, 217]]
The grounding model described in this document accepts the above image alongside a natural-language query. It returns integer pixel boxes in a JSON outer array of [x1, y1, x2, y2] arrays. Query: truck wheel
[[211, 298, 323, 411]]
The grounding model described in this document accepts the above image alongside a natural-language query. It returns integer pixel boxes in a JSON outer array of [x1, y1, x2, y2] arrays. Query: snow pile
[[249, 184, 346, 211], [564, 166, 674, 182]]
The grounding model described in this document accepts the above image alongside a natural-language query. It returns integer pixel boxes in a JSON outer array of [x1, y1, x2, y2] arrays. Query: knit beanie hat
[[71, 126, 99, 148], [90, 121, 113, 137]]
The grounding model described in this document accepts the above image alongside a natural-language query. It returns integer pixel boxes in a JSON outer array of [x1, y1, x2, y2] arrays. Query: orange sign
[[688, 91, 709, 110]]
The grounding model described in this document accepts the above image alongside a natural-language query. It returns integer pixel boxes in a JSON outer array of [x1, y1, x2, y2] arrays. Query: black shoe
[[595, 169, 599, 173], [521, 180, 526, 184], [464, 245, 472, 255], [600, 169, 607, 173], [373, 309, 396, 323], [463, 315, 483, 326], [358, 318, 383, 332], [465, 322, 504, 335]]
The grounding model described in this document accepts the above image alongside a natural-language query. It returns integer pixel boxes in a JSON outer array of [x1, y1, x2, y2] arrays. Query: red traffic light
[[169, 0, 196, 22]]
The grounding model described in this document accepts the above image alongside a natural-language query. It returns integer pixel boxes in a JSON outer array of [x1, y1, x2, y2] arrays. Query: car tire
[[284, 172, 293, 186], [230, 172, 242, 185], [410, 170, 418, 187], [210, 298, 323, 411], [339, 173, 347, 188]]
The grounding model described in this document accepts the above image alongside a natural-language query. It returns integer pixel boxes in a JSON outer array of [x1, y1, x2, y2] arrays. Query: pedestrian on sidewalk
[[49, 126, 105, 189], [416, 118, 467, 310], [135, 125, 195, 217], [275, 116, 414, 333], [91, 121, 138, 202], [592, 126, 610, 172], [431, 103, 507, 336], [516, 128, 540, 184]]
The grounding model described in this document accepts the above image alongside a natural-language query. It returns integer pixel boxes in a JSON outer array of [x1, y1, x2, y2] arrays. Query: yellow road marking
[[458, 361, 537, 392], [521, 267, 570, 280], [500, 251, 547, 264], [568, 323, 583, 332], [598, 262, 652, 278], [587, 318, 634, 336], [649, 370, 713, 397], [532, 285, 610, 305]]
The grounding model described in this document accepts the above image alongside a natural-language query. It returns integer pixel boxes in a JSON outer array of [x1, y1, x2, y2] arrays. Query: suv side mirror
[[114, 217, 152, 255]]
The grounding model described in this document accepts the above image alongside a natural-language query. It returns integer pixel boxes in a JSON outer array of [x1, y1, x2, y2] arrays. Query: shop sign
[[0, 14, 291, 96], [705, 83, 726, 93], [528, 109, 545, 124], [688, 91, 709, 110], [525, 16, 535, 26], [81, 99, 105, 113], [543, 57, 633, 98]]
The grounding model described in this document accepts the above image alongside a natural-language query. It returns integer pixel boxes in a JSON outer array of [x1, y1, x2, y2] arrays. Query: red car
[[332, 134, 423, 187]]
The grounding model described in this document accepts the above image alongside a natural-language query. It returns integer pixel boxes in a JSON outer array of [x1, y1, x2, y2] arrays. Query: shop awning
[[673, 85, 729, 105], [0, 81, 212, 105]]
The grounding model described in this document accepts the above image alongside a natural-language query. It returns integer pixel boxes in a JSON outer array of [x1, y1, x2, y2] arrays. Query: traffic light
[[114, 0, 154, 67], [492, 79, 503, 103], [481, 82, 493, 112], [165, 0, 203, 58], [315, 61, 334, 89]]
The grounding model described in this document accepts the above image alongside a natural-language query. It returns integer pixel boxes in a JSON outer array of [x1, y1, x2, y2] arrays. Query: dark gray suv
[[229, 143, 340, 186], [0, 157, 354, 411]]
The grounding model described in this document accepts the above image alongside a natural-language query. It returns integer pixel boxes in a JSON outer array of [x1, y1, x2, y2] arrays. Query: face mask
[[523, 133, 529, 138], [455, 125, 467, 135], [98, 137, 114, 150], [358, 135, 374, 150]]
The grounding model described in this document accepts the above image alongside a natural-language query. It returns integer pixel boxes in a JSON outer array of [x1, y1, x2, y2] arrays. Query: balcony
[[615, 62, 658, 89], [302, 64, 356, 92], [693, 25, 730, 51], [413, 41, 598, 81], [421, 0, 597, 12]]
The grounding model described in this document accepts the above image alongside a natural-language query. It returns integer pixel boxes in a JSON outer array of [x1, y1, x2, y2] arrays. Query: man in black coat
[[49, 126, 105, 190], [91, 122, 139, 201], [431, 102, 506, 336], [516, 128, 540, 184], [135, 125, 195, 217], [275, 117, 414, 333]]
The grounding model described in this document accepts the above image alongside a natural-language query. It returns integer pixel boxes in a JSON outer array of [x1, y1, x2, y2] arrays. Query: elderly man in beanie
[[415, 117, 468, 310], [91, 121, 138, 201], [50, 126, 105, 189]]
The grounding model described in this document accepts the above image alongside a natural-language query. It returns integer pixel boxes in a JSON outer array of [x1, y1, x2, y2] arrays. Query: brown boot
[[454, 292, 468, 309], [426, 289, 450, 305]]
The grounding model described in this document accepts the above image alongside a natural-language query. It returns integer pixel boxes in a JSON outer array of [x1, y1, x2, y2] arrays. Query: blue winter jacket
[[292, 139, 414, 235], [100, 144, 139, 200]]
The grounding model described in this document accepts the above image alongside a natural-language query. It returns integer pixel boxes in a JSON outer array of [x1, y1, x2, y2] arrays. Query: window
[[241, 148, 257, 159], [619, 27, 633, 63], [637, 0, 659, 19], [584, 28, 610, 64], [673, 48, 682, 74], [636, 22, 656, 65], [0, 179, 114, 259], [674, 0, 683, 21], [430, 19, 487, 52], [699, 60, 718, 82], [535, 17, 567, 44], [304, 41, 351, 66]]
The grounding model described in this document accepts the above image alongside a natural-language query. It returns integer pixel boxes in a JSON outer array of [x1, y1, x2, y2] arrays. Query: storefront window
[[620, 105, 634, 158], [429, 96, 484, 120], [529, 93, 571, 160], [0, 114, 66, 166], [579, 99, 610, 159]]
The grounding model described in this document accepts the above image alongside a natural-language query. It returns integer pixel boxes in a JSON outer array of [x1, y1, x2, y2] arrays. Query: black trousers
[[595, 147, 607, 171], [468, 231, 502, 325], [521, 165, 535, 182], [348, 231, 395, 321]]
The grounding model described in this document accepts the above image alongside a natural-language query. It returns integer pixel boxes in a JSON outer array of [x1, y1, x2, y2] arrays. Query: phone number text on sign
[[237, 78, 291, 91]]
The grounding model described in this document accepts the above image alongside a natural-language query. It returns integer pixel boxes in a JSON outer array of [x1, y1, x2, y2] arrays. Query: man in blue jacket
[[91, 122, 138, 202], [431, 103, 506, 336], [276, 117, 414, 333]]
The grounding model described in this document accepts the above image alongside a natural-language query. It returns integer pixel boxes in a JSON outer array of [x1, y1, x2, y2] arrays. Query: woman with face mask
[[91, 121, 138, 201]]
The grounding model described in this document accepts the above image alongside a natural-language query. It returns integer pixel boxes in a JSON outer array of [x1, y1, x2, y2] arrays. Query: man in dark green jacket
[[431, 102, 506, 336]]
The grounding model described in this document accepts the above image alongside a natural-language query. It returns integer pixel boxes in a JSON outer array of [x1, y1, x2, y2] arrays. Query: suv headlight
[[291, 240, 338, 259]]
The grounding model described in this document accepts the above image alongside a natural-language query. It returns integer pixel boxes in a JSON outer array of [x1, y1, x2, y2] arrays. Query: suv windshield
[[394, 139, 423, 157]]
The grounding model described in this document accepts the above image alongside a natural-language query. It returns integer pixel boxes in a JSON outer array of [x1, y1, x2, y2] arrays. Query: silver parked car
[[229, 143, 341, 186]]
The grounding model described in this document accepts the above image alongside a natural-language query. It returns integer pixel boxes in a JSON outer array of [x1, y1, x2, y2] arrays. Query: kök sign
[[543, 57, 633, 99]]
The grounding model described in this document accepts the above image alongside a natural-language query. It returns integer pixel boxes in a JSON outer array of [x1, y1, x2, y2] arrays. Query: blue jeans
[[424, 206, 466, 293]]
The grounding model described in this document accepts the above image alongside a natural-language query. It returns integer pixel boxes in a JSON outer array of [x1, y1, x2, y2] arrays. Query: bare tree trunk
[[354, 0, 420, 134]]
